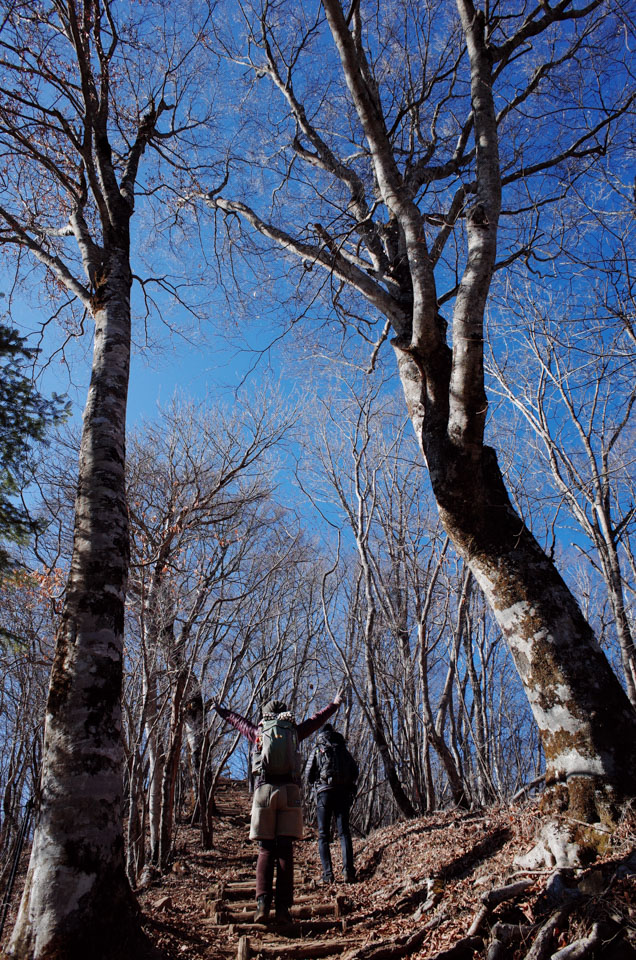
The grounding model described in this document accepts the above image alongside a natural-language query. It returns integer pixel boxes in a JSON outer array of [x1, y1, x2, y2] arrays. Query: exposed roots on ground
[[2, 780, 634, 959]]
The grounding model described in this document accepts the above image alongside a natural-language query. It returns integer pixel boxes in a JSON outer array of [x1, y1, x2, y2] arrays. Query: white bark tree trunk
[[8, 253, 143, 958], [398, 339, 636, 823], [0, 0, 190, 949], [201, 0, 636, 827]]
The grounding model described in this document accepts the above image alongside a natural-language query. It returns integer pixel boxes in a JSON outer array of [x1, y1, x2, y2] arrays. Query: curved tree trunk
[[199, 0, 636, 828], [399, 343, 636, 822]]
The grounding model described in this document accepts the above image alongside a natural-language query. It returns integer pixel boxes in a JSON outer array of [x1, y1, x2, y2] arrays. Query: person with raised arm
[[213, 690, 342, 924]]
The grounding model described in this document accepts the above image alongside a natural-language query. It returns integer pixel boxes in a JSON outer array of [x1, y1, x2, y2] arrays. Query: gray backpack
[[252, 714, 300, 779]]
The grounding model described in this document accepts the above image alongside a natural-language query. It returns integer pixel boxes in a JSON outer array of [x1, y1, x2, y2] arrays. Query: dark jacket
[[308, 727, 358, 795]]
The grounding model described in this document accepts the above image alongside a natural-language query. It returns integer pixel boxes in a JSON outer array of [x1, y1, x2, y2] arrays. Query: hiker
[[307, 723, 359, 884], [212, 692, 342, 924]]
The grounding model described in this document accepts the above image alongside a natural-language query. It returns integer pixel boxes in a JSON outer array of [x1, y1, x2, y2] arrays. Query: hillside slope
[[136, 780, 635, 960]]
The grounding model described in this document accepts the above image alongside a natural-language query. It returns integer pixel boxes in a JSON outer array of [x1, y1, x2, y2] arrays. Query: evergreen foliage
[[0, 322, 68, 576]]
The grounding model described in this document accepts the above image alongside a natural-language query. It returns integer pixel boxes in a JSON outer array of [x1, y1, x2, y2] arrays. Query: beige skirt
[[249, 783, 304, 840]]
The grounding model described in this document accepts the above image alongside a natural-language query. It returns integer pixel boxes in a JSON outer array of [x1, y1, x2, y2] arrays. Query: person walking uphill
[[307, 723, 359, 884], [213, 693, 342, 924]]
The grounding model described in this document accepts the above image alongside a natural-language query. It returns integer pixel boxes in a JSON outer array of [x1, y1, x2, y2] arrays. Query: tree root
[[521, 907, 568, 960], [481, 877, 536, 908], [550, 923, 601, 959], [358, 823, 631, 960]]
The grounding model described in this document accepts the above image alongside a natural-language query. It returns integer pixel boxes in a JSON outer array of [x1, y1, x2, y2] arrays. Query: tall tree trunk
[[0, 0, 174, 948], [461, 618, 496, 806], [419, 644, 467, 808], [146, 667, 165, 869], [157, 670, 187, 871], [353, 471, 416, 818], [8, 253, 145, 959], [397, 626, 425, 811], [360, 606, 416, 819], [202, 0, 636, 829], [125, 749, 146, 886], [400, 342, 636, 821], [418, 575, 469, 809]]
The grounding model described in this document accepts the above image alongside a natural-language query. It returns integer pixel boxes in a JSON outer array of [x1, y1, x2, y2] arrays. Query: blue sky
[[1, 274, 291, 435]]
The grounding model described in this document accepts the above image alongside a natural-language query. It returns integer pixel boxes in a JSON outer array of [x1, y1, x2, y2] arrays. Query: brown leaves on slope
[[134, 784, 635, 959]]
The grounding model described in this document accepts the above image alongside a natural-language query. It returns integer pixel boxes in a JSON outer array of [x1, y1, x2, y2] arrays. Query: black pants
[[316, 788, 354, 880]]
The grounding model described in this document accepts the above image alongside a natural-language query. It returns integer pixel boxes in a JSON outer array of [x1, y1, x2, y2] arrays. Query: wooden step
[[212, 901, 342, 923], [206, 892, 328, 916], [204, 917, 347, 937], [237, 935, 364, 959], [230, 893, 320, 909], [209, 876, 317, 900]]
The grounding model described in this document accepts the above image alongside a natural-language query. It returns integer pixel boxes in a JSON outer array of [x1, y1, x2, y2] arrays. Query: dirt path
[[138, 780, 636, 960], [139, 780, 369, 959]]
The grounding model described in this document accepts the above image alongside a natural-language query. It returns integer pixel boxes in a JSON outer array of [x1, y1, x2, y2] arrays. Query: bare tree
[[307, 373, 537, 815], [0, 1, 217, 954], [123, 393, 295, 873], [309, 383, 420, 816], [0, 570, 58, 867], [197, 0, 636, 835], [488, 277, 636, 709]]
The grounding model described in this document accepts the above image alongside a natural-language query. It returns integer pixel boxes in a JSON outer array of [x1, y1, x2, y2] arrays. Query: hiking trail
[[133, 779, 636, 960]]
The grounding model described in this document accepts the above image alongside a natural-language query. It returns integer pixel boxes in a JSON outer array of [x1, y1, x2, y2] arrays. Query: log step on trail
[[206, 892, 316, 914], [207, 866, 362, 959], [208, 875, 316, 902], [210, 901, 341, 923], [237, 934, 365, 959]]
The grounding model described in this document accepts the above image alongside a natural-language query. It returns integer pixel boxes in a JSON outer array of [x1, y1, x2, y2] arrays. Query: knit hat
[[262, 699, 288, 716]]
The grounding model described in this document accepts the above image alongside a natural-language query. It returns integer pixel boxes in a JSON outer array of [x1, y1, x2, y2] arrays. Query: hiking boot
[[254, 895, 270, 922], [321, 873, 335, 885], [344, 869, 357, 883], [275, 905, 293, 924]]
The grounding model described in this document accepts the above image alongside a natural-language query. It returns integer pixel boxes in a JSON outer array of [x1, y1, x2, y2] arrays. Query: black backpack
[[315, 735, 358, 788]]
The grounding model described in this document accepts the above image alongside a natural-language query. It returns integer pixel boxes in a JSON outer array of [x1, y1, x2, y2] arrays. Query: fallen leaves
[[129, 782, 636, 960]]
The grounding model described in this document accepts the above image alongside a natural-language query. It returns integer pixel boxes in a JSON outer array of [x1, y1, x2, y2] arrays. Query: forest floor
[[135, 780, 635, 960], [1, 779, 634, 959]]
